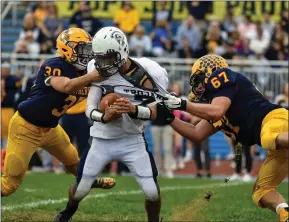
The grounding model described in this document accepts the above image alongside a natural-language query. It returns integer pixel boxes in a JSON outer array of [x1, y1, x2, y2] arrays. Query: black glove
[[156, 102, 175, 124]]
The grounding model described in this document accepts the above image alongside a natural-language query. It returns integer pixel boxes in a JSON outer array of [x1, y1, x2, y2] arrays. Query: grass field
[[1, 173, 288, 222]]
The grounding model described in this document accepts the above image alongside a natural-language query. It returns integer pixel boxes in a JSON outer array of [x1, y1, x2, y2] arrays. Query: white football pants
[[74, 135, 160, 202]]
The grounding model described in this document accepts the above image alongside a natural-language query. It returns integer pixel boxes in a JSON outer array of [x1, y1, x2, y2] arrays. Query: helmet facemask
[[69, 41, 92, 70], [93, 51, 126, 77], [190, 70, 207, 102]]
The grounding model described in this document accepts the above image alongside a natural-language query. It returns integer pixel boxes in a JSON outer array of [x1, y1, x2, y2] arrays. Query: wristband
[[180, 99, 187, 111], [90, 109, 106, 123], [129, 106, 151, 120]]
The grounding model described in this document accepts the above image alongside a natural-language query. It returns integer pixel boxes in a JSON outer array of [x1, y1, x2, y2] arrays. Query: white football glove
[[164, 94, 187, 110]]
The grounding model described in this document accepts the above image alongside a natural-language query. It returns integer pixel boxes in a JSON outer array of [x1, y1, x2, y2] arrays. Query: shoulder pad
[[206, 68, 237, 91], [123, 59, 158, 91], [40, 57, 75, 78]]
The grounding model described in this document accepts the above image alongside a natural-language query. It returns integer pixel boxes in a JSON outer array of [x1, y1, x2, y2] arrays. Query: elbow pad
[[129, 105, 151, 120], [90, 109, 106, 123]]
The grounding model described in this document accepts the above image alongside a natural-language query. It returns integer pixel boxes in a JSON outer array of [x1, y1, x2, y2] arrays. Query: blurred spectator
[[69, 2, 103, 37], [19, 12, 40, 43], [129, 25, 152, 57], [229, 140, 255, 182], [194, 138, 211, 178], [38, 4, 63, 54], [176, 16, 201, 58], [23, 31, 40, 55], [114, 1, 139, 36], [16, 12, 41, 56], [1, 63, 22, 148], [151, 82, 175, 178], [202, 21, 225, 55], [230, 31, 243, 53], [186, 1, 212, 29], [249, 53, 271, 94], [33, 1, 49, 25], [237, 15, 256, 40], [1, 80, 6, 103], [170, 83, 191, 171], [267, 22, 289, 61], [280, 10, 289, 33], [222, 7, 239, 33], [222, 39, 235, 59], [61, 99, 90, 157], [274, 83, 288, 109], [151, 20, 172, 57], [235, 38, 253, 58], [13, 39, 29, 55], [262, 12, 275, 35], [152, 1, 172, 28], [247, 21, 270, 54]]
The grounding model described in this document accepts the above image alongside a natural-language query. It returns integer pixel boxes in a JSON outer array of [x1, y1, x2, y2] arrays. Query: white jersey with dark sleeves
[[87, 57, 169, 139]]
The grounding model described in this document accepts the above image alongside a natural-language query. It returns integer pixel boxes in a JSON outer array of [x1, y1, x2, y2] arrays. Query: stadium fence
[[2, 53, 288, 101]]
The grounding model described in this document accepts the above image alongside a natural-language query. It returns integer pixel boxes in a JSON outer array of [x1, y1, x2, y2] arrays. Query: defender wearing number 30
[[161, 55, 288, 222], [1, 28, 115, 197]]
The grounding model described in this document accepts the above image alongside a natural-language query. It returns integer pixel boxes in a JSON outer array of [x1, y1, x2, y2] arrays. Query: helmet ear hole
[[62, 48, 68, 52]]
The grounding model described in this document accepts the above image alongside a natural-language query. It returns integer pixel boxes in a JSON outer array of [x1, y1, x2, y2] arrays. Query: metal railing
[[1, 2, 20, 25], [2, 53, 288, 101]]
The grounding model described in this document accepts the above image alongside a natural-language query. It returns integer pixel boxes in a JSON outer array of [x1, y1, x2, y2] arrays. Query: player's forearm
[[186, 102, 224, 121], [64, 74, 96, 93], [85, 86, 102, 118], [170, 117, 202, 143]]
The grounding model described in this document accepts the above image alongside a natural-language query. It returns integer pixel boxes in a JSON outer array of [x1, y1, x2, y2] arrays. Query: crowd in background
[[13, 1, 289, 61], [2, 1, 289, 179]]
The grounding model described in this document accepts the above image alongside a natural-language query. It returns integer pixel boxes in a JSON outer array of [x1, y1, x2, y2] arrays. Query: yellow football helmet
[[190, 54, 228, 102], [56, 28, 92, 70]]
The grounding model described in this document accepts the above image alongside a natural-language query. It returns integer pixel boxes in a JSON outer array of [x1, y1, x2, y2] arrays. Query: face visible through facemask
[[93, 52, 123, 77]]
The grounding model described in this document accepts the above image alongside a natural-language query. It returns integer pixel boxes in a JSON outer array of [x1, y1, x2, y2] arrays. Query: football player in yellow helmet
[[56, 28, 92, 71], [1, 28, 116, 199], [160, 54, 288, 221], [189, 54, 229, 102]]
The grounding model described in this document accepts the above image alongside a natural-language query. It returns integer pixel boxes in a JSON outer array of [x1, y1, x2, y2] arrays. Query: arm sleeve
[[85, 86, 103, 119]]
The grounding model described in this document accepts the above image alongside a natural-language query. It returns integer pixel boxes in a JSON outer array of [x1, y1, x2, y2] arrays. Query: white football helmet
[[92, 26, 129, 77]]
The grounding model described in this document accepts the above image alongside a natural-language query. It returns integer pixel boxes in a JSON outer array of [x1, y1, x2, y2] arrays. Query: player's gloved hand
[[163, 93, 187, 110], [156, 102, 175, 124]]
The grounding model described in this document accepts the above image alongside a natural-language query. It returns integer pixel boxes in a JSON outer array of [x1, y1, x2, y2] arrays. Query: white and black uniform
[[74, 57, 169, 202]]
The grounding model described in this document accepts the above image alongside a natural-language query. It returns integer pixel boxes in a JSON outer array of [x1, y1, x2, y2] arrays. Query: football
[[99, 93, 122, 120]]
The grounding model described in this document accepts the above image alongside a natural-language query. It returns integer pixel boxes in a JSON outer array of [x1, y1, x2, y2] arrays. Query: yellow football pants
[[1, 112, 79, 196], [1, 108, 15, 141], [253, 108, 289, 207]]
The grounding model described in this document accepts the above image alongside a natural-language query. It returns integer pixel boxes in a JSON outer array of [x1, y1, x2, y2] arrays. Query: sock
[[276, 203, 289, 214]]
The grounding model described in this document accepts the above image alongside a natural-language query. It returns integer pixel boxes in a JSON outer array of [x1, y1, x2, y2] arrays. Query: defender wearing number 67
[[1, 28, 115, 198], [160, 55, 288, 222]]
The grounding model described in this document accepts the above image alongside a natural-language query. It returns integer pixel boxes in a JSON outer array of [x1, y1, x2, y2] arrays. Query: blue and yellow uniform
[[2, 57, 88, 196], [205, 68, 284, 148], [1, 75, 22, 144], [198, 66, 288, 208]]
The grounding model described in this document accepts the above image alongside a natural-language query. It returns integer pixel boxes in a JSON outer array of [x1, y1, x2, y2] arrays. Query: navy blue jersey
[[205, 68, 281, 146], [2, 75, 22, 108], [18, 57, 88, 128]]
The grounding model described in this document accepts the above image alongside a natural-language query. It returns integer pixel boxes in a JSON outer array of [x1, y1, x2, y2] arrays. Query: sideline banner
[[55, 1, 288, 21]]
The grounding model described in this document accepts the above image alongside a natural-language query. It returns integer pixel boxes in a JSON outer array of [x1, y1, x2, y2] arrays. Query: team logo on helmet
[[60, 30, 70, 43], [111, 31, 126, 46]]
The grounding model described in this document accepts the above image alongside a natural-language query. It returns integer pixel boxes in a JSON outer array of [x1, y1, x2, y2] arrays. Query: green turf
[[1, 173, 288, 221]]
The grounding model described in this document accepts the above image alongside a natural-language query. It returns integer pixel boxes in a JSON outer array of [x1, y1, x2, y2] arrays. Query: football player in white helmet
[[54, 27, 169, 222]]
